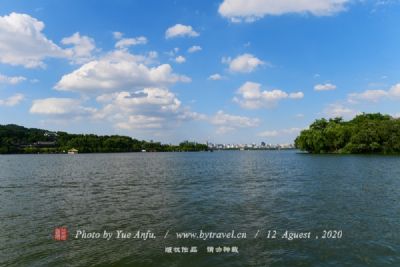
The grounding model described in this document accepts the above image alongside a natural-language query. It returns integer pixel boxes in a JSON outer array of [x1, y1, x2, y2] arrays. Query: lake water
[[1, 151, 399, 266]]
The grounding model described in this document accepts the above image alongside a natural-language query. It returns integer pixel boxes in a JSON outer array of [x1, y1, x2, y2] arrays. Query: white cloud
[[208, 73, 224, 81], [165, 24, 199, 39], [324, 103, 357, 118], [96, 88, 181, 114], [61, 32, 96, 64], [289, 92, 305, 99], [115, 36, 147, 49], [116, 115, 164, 129], [0, 74, 26, 85], [211, 110, 260, 134], [218, 0, 349, 23], [30, 98, 96, 116], [0, 93, 24, 107], [55, 50, 190, 93], [258, 127, 303, 137], [347, 84, 400, 103], [314, 83, 337, 91], [188, 45, 202, 53], [322, 83, 400, 120], [165, 47, 180, 57], [175, 55, 186, 64], [95, 88, 203, 130], [348, 89, 387, 103], [177, 109, 207, 121], [258, 130, 278, 137], [389, 83, 400, 97], [393, 113, 400, 119], [148, 51, 158, 59], [113, 31, 123, 39], [0, 12, 66, 68], [224, 53, 265, 73], [234, 81, 304, 109], [0, 13, 98, 67], [30, 87, 204, 130]]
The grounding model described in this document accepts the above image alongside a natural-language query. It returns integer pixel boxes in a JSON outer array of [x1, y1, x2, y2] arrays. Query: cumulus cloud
[[223, 53, 265, 73], [29, 87, 204, 130], [324, 103, 357, 118], [115, 115, 165, 130], [348, 83, 400, 103], [314, 83, 337, 91], [55, 50, 190, 93], [0, 74, 26, 85], [61, 32, 96, 64], [390, 84, 400, 97], [258, 127, 303, 137], [208, 73, 224, 81], [211, 110, 260, 134], [0, 13, 98, 67], [218, 0, 349, 23], [234, 81, 304, 109], [188, 45, 202, 53], [0, 93, 24, 107], [322, 83, 400, 120], [30, 98, 96, 116], [289, 92, 305, 99], [96, 88, 181, 114], [94, 88, 204, 130], [175, 55, 186, 63], [348, 89, 387, 103], [0, 12, 66, 68], [115, 36, 147, 49], [165, 24, 199, 39]]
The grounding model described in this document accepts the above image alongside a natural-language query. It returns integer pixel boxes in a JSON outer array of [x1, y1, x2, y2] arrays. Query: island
[[295, 113, 400, 154], [0, 124, 208, 154]]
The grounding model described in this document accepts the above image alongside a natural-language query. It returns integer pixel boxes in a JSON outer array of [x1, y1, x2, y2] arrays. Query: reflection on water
[[0, 151, 399, 266]]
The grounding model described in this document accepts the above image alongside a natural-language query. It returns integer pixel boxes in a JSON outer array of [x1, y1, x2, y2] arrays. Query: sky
[[0, 0, 400, 144]]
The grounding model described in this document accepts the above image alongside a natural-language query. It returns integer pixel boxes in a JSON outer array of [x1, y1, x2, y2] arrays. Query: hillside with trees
[[295, 113, 400, 154], [0, 124, 208, 154]]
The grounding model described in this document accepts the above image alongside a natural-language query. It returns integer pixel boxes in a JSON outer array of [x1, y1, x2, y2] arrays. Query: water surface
[[0, 151, 399, 266]]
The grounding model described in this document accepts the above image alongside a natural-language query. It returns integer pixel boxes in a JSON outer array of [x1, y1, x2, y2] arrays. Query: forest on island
[[295, 113, 400, 154], [0, 124, 208, 154]]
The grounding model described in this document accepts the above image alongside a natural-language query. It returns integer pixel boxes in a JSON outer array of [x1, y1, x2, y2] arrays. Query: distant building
[[204, 141, 294, 150], [33, 141, 56, 147]]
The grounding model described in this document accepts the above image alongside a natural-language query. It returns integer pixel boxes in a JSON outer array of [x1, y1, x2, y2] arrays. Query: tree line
[[295, 113, 400, 154], [0, 124, 208, 154]]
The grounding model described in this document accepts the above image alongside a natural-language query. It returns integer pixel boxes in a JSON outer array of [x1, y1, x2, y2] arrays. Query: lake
[[1, 151, 399, 266]]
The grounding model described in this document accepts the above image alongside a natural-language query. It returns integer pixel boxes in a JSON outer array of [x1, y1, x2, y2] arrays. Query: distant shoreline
[[0, 124, 295, 155], [0, 124, 208, 154], [0, 148, 298, 155]]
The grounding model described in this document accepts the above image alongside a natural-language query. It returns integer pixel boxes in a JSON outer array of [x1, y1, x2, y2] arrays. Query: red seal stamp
[[54, 227, 68, 241]]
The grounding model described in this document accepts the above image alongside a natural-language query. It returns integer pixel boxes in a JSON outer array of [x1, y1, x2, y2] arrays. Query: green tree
[[295, 113, 400, 154]]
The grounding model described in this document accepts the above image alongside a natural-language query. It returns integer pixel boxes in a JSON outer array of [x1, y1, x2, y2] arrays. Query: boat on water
[[68, 148, 79, 154]]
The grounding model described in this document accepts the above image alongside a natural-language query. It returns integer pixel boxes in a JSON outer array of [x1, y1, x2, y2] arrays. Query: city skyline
[[1, 0, 400, 144]]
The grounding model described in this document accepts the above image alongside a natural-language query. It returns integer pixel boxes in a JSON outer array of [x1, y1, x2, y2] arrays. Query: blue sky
[[1, 0, 400, 144]]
